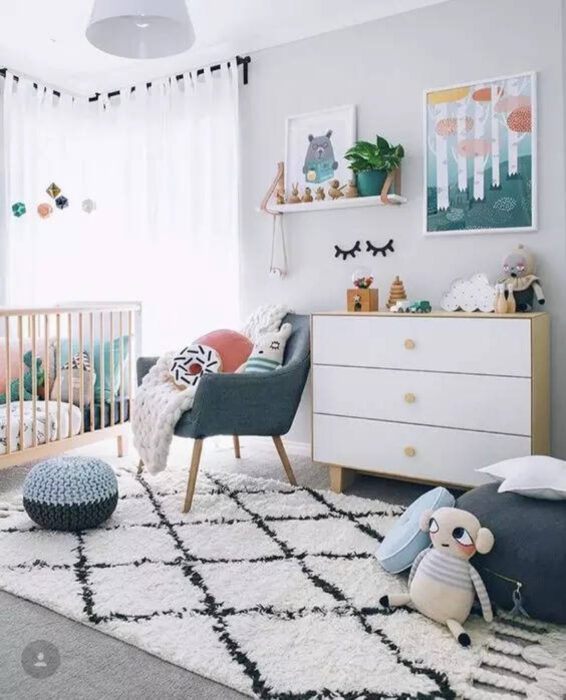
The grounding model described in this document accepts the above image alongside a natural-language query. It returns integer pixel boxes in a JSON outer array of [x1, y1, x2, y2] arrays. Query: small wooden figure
[[328, 180, 345, 200], [387, 276, 407, 309], [288, 184, 301, 204], [301, 187, 313, 203], [275, 187, 286, 205], [347, 288, 379, 312], [506, 283, 516, 313], [315, 187, 325, 201], [344, 180, 358, 198]]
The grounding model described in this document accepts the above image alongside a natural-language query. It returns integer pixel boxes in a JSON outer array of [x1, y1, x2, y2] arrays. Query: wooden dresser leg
[[329, 466, 354, 494], [233, 435, 241, 459]]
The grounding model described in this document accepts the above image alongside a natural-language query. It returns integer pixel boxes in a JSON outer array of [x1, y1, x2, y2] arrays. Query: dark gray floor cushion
[[23, 456, 118, 531], [457, 483, 566, 624]]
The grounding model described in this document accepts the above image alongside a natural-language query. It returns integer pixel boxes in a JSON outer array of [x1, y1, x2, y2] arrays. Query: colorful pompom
[[37, 203, 53, 219], [12, 202, 26, 217], [46, 183, 61, 199], [55, 195, 69, 210], [81, 198, 96, 214]]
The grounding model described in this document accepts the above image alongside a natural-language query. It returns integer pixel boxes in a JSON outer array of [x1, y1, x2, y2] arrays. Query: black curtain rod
[[0, 55, 251, 101]]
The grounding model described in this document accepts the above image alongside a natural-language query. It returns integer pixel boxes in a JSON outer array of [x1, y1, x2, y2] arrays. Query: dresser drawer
[[312, 315, 532, 377], [313, 414, 531, 487], [313, 365, 531, 435]]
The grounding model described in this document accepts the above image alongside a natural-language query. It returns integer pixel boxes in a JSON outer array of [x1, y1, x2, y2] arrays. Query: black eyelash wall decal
[[334, 241, 361, 260], [366, 239, 395, 257]]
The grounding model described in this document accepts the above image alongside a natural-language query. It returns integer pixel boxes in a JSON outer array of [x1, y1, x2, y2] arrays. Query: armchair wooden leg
[[233, 435, 241, 459], [272, 436, 297, 486], [183, 439, 204, 513], [137, 459, 144, 475]]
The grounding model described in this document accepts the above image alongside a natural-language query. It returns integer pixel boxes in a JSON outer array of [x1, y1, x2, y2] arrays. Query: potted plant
[[345, 136, 404, 197]]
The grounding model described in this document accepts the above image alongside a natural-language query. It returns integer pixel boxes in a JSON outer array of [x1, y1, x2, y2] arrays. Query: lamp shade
[[86, 0, 195, 59]]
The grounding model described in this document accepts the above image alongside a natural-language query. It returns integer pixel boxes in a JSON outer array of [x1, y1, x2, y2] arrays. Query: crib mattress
[[0, 401, 82, 454]]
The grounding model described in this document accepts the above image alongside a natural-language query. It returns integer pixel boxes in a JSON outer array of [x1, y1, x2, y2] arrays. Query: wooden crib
[[0, 303, 140, 470]]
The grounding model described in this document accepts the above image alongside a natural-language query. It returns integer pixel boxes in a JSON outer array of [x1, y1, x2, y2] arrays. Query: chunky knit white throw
[[133, 305, 292, 474]]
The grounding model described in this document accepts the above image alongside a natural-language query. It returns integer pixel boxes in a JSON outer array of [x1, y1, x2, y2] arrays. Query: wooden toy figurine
[[387, 276, 407, 309], [288, 184, 301, 204], [328, 180, 345, 200], [344, 180, 358, 198], [314, 186, 325, 201], [301, 187, 313, 203], [275, 188, 286, 205]]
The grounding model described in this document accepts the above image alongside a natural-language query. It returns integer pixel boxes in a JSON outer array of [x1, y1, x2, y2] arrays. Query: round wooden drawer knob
[[404, 446, 416, 457], [404, 339, 416, 350], [404, 393, 416, 404]]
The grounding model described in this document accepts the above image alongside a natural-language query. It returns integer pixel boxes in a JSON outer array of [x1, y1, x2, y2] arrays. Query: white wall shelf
[[260, 193, 407, 214]]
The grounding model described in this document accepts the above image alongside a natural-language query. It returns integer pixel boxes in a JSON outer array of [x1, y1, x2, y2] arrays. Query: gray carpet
[[0, 436, 460, 699]]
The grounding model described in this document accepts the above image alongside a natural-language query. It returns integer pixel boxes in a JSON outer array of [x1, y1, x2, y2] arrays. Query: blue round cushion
[[23, 456, 118, 531], [377, 486, 455, 573]]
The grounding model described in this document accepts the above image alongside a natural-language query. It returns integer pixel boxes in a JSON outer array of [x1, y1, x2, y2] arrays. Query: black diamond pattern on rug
[[0, 469, 459, 699]]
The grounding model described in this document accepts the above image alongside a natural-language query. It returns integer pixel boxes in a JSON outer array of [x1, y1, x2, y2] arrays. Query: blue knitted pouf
[[23, 456, 119, 531]]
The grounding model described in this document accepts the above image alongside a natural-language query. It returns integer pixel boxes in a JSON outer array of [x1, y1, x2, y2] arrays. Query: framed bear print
[[285, 105, 357, 198]]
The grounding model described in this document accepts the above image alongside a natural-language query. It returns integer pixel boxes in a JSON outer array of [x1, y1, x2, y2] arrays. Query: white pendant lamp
[[86, 0, 195, 59]]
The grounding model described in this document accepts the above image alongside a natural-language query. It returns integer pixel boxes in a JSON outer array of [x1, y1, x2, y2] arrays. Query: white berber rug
[[1, 466, 565, 699]]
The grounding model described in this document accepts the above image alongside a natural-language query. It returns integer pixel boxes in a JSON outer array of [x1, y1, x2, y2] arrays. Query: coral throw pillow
[[192, 330, 253, 374]]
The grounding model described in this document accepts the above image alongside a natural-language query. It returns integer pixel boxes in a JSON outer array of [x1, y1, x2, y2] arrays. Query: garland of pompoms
[[12, 182, 96, 219]]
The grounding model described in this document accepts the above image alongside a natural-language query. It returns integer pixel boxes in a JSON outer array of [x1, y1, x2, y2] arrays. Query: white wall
[[240, 0, 566, 451]]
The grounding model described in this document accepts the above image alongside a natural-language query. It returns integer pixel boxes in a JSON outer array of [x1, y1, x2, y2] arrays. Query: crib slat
[[110, 312, 115, 427], [119, 312, 124, 424], [68, 314, 73, 438], [18, 315, 24, 452], [99, 313, 105, 431], [56, 314, 61, 441], [5, 317, 11, 454], [79, 313, 84, 434], [44, 314, 50, 446], [31, 314, 37, 447], [90, 312, 95, 432]]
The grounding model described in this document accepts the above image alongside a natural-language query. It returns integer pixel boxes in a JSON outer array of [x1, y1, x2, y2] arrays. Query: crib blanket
[[0, 401, 82, 454]]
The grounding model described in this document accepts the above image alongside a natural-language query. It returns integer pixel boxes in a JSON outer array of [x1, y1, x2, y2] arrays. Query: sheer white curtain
[[1, 63, 240, 353]]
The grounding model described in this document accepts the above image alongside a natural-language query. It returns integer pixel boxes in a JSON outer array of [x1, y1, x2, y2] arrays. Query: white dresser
[[311, 312, 549, 491]]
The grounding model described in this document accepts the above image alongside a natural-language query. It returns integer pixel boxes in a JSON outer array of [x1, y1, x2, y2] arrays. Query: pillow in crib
[[376, 486, 455, 573], [243, 323, 292, 374], [60, 337, 129, 403], [51, 351, 96, 406]]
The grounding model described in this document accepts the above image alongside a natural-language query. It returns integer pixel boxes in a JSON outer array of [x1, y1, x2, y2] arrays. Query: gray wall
[[240, 0, 566, 451]]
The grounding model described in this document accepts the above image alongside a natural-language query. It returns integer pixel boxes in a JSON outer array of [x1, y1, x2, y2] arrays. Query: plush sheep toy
[[380, 507, 494, 647]]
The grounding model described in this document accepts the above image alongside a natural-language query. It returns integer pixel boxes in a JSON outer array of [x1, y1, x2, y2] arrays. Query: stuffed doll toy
[[380, 507, 494, 647], [242, 323, 292, 373], [0, 351, 45, 405], [500, 244, 545, 311]]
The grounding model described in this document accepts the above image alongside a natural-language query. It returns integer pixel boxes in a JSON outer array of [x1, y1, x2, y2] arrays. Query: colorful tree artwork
[[425, 72, 536, 234]]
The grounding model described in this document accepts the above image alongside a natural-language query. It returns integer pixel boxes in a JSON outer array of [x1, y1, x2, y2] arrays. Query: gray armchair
[[137, 313, 310, 512]]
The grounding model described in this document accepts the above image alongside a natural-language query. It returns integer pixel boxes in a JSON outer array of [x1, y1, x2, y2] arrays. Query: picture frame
[[423, 71, 537, 236], [285, 105, 357, 197]]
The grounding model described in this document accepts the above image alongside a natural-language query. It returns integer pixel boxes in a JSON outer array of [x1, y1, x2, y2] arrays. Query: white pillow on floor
[[478, 456, 566, 500]]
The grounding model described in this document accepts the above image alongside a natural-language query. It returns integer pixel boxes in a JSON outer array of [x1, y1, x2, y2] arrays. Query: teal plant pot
[[357, 170, 388, 197]]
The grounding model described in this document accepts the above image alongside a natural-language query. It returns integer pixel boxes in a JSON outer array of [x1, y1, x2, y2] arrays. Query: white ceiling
[[0, 0, 449, 95]]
